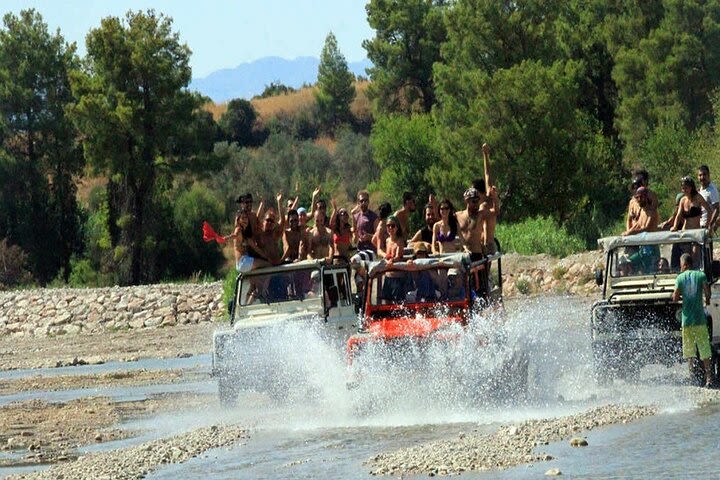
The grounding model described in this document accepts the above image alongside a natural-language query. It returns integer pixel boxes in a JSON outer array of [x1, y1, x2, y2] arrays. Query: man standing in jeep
[[672, 253, 714, 387]]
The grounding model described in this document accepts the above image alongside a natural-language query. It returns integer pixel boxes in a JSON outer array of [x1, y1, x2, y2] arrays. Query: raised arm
[[276, 192, 286, 235], [309, 185, 321, 220], [431, 223, 440, 255], [329, 198, 339, 234]]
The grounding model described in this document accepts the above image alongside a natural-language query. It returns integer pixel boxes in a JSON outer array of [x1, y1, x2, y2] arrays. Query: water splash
[[215, 295, 700, 430]]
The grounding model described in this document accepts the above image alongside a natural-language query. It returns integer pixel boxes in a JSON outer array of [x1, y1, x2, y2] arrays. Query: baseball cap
[[297, 207, 307, 215], [463, 187, 480, 200]]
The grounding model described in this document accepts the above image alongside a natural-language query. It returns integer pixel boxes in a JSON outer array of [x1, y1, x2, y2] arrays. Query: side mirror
[[594, 268, 604, 286], [713, 260, 720, 278]]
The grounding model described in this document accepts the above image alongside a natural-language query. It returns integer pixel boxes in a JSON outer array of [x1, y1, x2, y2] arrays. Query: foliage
[[370, 114, 440, 229], [170, 183, 226, 278], [68, 10, 200, 285], [222, 268, 238, 319], [257, 81, 296, 98], [364, 0, 447, 114], [333, 129, 377, 200], [0, 9, 83, 284], [496, 217, 586, 258], [0, 238, 33, 289], [316, 32, 356, 133], [612, 0, 720, 157], [219, 98, 258, 146]]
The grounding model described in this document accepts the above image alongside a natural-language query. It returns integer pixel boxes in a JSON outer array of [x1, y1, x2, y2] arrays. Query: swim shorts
[[236, 255, 254, 273], [682, 324, 712, 360]]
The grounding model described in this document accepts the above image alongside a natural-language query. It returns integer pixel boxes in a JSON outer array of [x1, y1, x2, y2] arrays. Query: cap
[[297, 207, 307, 215], [618, 255, 631, 266], [448, 268, 460, 276], [310, 270, 320, 281], [463, 187, 480, 200]]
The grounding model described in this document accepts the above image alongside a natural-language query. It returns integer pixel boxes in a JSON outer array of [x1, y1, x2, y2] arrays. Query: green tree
[[371, 114, 440, 216], [363, 0, 447, 114], [315, 32, 356, 132], [219, 98, 257, 146], [0, 9, 82, 284], [68, 10, 201, 285], [612, 0, 720, 156], [333, 129, 377, 200]]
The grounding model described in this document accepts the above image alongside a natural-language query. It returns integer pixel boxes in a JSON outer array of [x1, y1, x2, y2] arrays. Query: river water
[[4, 295, 719, 479]]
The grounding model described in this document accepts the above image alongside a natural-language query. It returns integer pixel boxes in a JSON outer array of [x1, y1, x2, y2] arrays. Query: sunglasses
[[387, 223, 397, 229], [358, 198, 369, 203], [439, 206, 450, 211]]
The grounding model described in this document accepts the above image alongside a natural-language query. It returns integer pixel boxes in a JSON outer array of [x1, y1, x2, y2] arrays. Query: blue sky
[[1, 0, 374, 78]]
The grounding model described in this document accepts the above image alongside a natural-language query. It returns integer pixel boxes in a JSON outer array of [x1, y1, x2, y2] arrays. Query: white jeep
[[212, 259, 358, 405], [592, 229, 720, 384]]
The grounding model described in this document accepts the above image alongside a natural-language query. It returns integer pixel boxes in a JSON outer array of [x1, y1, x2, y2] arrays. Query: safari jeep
[[591, 229, 720, 383], [346, 248, 528, 401], [212, 259, 357, 405]]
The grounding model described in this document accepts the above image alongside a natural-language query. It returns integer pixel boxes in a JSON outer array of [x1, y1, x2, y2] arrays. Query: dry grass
[[203, 80, 372, 123], [76, 175, 106, 206]]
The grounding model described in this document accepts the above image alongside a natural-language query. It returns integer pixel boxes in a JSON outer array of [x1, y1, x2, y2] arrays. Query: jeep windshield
[[237, 268, 322, 306], [609, 242, 703, 277]]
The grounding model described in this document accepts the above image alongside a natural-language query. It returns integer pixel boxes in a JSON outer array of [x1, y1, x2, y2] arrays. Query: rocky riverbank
[[368, 404, 657, 476], [0, 283, 224, 338], [0, 251, 607, 339]]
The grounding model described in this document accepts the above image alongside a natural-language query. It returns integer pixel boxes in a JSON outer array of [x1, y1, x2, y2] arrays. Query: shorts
[[236, 255, 254, 273], [682, 324, 712, 360]]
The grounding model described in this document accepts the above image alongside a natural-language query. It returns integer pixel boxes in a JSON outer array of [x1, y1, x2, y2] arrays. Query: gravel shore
[[368, 404, 658, 476], [8, 423, 247, 480]]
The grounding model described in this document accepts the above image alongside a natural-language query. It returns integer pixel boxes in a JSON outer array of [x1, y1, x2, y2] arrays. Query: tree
[[0, 9, 82, 284], [429, 0, 630, 243], [363, 0, 447, 114], [371, 114, 440, 218], [315, 32, 356, 132], [612, 0, 720, 156], [219, 98, 257, 146], [68, 10, 201, 285]]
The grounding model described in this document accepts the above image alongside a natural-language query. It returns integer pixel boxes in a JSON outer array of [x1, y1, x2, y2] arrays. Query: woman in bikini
[[226, 210, 271, 272], [432, 199, 459, 254], [308, 209, 333, 260], [330, 199, 354, 260], [672, 177, 712, 232], [373, 202, 393, 257], [672, 176, 712, 266], [381, 216, 408, 301]]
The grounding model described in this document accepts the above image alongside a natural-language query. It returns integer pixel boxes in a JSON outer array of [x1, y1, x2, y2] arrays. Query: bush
[[496, 216, 585, 258], [0, 238, 33, 289]]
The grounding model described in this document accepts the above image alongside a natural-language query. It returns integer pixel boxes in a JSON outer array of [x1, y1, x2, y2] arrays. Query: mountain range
[[190, 56, 373, 103]]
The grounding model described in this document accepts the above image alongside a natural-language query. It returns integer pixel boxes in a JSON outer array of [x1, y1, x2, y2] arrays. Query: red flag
[[202, 221, 226, 244]]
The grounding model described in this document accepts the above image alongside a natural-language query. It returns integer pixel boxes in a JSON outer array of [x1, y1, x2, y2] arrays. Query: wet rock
[[569, 437, 588, 447], [545, 467, 562, 476]]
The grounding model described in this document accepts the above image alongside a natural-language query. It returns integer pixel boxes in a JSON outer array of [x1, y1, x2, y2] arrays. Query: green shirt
[[675, 270, 708, 327]]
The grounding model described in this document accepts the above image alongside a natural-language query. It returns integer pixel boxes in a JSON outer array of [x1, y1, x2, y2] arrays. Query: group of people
[[225, 180, 501, 275], [622, 166, 717, 388], [624, 166, 719, 237]]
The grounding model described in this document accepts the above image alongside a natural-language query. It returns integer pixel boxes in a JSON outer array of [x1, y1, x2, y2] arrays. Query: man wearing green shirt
[[672, 253, 713, 387]]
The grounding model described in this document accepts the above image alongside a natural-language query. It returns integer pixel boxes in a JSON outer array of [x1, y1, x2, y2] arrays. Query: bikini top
[[682, 206, 702, 219], [437, 228, 456, 243], [333, 232, 352, 245]]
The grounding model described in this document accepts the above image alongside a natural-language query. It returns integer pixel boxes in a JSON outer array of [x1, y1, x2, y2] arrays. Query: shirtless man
[[308, 210, 333, 260], [353, 190, 379, 252], [626, 170, 659, 231], [456, 187, 498, 258], [622, 187, 658, 235], [393, 192, 416, 238], [255, 194, 285, 265], [282, 209, 308, 262]]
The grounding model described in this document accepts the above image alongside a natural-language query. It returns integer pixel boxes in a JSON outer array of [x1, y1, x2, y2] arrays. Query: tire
[[218, 375, 238, 408]]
